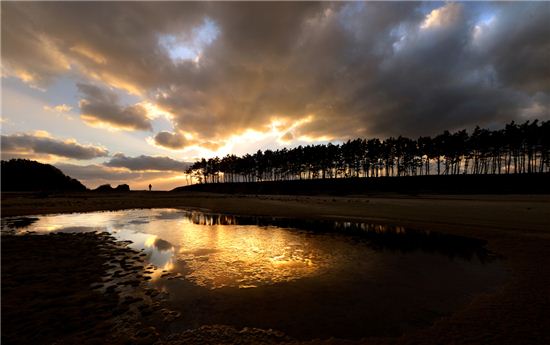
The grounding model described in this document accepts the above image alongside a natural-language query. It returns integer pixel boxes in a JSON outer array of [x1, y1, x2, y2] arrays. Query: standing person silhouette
[[148, 184, 152, 191]]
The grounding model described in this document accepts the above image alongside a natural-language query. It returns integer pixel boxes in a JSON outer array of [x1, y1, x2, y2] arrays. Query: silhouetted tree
[[184, 120, 549, 184]]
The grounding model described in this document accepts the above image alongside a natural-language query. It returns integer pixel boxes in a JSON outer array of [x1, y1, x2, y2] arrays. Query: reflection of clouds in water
[[5, 209, 353, 289], [143, 235, 175, 276], [112, 230, 175, 269], [5, 207, 495, 290]]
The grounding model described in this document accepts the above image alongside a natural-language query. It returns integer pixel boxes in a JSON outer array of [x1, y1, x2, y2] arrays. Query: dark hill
[[1, 159, 87, 192]]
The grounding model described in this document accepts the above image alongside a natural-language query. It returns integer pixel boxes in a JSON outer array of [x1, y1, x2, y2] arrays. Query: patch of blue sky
[[2, 76, 79, 110], [159, 35, 197, 61], [150, 116, 174, 134], [159, 17, 219, 62], [1, 80, 159, 160]]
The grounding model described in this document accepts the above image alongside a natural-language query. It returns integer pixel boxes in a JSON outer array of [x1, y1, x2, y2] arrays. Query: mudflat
[[1, 192, 549, 344]]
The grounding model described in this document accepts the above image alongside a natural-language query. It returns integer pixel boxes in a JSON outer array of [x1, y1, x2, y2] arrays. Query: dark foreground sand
[[1, 232, 170, 345], [1, 192, 550, 344]]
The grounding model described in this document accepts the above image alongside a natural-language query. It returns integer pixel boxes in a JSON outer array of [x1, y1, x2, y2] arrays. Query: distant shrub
[[93, 183, 130, 192], [115, 184, 130, 192], [93, 184, 114, 192]]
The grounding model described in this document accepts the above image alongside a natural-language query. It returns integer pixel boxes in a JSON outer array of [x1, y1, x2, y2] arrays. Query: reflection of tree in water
[[154, 211, 189, 221], [1, 217, 39, 230], [183, 211, 497, 263]]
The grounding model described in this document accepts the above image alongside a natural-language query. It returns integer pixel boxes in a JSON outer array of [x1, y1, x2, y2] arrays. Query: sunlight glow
[[86, 71, 143, 96], [79, 114, 138, 132], [172, 218, 326, 289], [139, 101, 175, 121], [14, 69, 36, 84], [177, 115, 319, 159]]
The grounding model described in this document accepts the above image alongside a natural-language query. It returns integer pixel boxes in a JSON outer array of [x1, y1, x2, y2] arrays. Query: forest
[[186, 120, 550, 184]]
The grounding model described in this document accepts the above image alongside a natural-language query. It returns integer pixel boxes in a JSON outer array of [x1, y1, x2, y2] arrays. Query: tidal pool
[[1, 208, 507, 339]]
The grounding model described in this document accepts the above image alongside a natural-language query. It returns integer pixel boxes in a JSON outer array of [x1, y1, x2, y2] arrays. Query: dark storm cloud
[[105, 153, 190, 172], [77, 83, 152, 131], [2, 1, 549, 142], [1, 133, 109, 160], [1, 2, 206, 89]]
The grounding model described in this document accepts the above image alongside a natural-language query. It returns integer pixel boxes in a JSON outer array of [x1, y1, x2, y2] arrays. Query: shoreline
[[2, 192, 549, 344], [2, 192, 549, 235]]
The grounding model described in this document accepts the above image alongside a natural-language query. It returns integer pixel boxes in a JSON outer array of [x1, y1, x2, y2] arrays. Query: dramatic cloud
[[2, 1, 549, 145], [77, 83, 152, 131], [1, 132, 109, 160], [153, 131, 189, 150], [105, 153, 190, 172]]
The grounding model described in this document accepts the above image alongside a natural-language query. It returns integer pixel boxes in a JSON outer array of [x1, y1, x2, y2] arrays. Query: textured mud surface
[[1, 232, 174, 345]]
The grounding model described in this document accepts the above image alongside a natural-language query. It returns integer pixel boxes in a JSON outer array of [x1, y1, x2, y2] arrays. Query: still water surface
[[2, 208, 507, 339]]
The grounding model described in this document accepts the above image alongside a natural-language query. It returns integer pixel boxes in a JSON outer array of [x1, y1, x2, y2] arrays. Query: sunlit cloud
[[43, 104, 72, 113], [70, 45, 107, 64], [84, 71, 144, 96], [1, 132, 109, 160], [2, 33, 71, 89], [166, 115, 322, 159], [420, 2, 462, 30], [139, 101, 174, 121], [78, 83, 152, 131]]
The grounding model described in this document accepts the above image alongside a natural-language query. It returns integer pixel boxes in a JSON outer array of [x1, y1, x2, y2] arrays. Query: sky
[[1, 1, 549, 190]]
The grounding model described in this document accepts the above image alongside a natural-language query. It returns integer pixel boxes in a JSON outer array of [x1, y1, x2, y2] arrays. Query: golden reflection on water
[[12, 209, 334, 289], [2, 208, 493, 291], [172, 222, 325, 289]]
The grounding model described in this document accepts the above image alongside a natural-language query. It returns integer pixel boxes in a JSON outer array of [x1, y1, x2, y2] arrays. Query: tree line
[[185, 120, 550, 184]]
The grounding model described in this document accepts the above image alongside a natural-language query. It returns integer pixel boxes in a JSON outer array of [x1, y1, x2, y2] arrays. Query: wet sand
[[1, 192, 550, 344], [1, 232, 169, 345]]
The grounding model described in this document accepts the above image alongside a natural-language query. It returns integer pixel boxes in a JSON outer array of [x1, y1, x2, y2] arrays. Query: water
[[1, 208, 507, 339]]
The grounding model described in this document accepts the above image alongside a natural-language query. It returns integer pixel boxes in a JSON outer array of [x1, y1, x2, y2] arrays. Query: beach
[[1, 192, 549, 344]]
